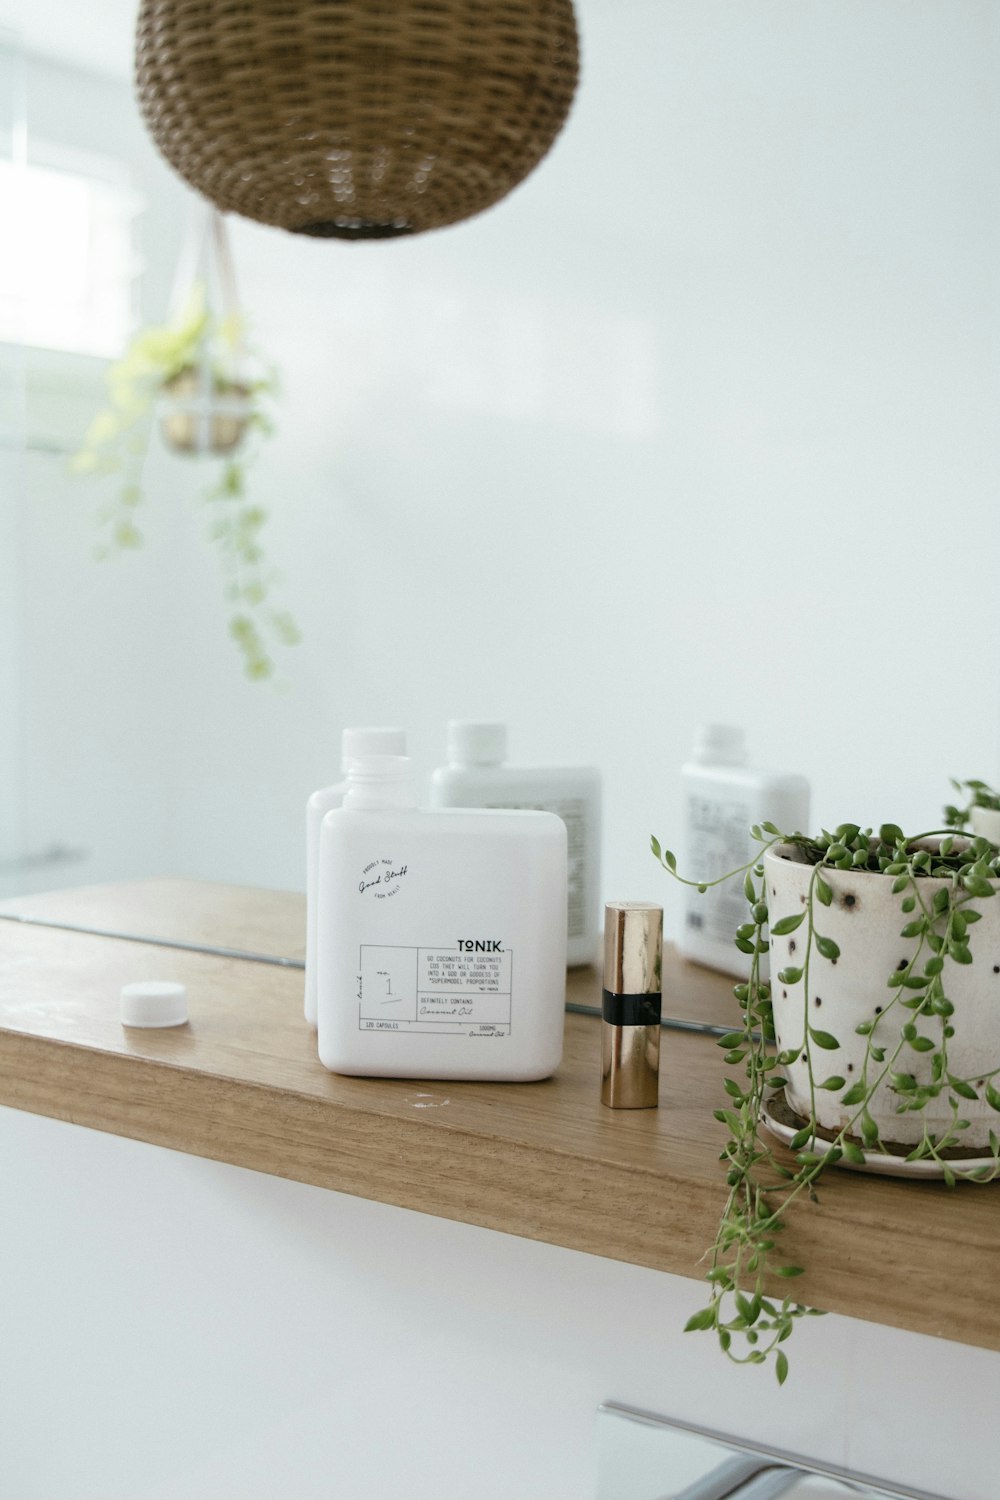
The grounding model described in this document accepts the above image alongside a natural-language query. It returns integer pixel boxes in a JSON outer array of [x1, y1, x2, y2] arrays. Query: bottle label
[[357, 943, 512, 1036], [486, 796, 588, 939], [685, 794, 754, 945]]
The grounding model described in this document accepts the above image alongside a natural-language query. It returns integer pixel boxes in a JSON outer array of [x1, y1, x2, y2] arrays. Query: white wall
[[6, 2, 1000, 931], [2, 1105, 998, 1500]]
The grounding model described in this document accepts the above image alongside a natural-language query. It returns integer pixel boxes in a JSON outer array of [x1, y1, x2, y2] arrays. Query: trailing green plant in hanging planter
[[651, 817, 1000, 1384], [72, 276, 299, 682]]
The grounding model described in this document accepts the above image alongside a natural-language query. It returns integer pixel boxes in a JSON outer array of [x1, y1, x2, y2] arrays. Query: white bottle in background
[[429, 721, 601, 968], [317, 755, 567, 1080], [678, 724, 810, 978], [304, 726, 406, 1027]]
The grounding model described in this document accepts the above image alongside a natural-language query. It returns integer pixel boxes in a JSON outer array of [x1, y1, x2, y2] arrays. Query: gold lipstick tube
[[600, 901, 663, 1109]]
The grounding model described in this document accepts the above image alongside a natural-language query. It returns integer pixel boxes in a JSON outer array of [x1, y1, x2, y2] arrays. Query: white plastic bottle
[[304, 726, 406, 1027], [678, 725, 810, 978], [429, 721, 601, 968], [317, 755, 568, 1080]]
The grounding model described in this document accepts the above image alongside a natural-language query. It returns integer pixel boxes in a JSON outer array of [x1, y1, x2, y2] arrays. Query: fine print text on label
[[492, 797, 588, 939], [358, 943, 513, 1036]]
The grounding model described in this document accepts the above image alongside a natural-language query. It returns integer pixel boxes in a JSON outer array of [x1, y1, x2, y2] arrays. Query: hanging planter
[[158, 368, 252, 457], [73, 208, 299, 682], [155, 207, 254, 458], [134, 0, 580, 240]]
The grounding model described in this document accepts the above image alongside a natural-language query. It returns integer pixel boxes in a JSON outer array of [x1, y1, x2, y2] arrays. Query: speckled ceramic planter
[[765, 843, 1000, 1152]]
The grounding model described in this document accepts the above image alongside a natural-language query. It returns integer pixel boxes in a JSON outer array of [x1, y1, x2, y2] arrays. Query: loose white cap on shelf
[[446, 720, 507, 766], [121, 980, 189, 1029], [340, 726, 406, 773]]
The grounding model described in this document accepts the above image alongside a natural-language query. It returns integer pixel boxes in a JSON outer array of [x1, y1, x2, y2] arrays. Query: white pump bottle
[[678, 724, 810, 978], [430, 721, 601, 968], [304, 726, 406, 1027]]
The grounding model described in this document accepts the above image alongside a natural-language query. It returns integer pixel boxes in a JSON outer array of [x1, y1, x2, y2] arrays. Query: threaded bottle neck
[[344, 755, 418, 810]]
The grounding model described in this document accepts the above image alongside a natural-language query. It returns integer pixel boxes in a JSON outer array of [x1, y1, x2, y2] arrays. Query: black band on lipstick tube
[[601, 989, 662, 1027]]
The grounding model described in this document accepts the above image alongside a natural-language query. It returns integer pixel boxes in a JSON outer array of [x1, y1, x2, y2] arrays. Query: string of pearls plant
[[652, 817, 1000, 1384]]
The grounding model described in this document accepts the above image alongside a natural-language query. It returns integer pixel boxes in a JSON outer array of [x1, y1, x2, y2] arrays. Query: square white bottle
[[678, 724, 810, 978], [317, 755, 568, 1080], [429, 721, 601, 968], [304, 726, 406, 1027]]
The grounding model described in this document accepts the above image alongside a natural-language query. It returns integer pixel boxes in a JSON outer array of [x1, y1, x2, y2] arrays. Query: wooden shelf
[[1, 879, 996, 1352]]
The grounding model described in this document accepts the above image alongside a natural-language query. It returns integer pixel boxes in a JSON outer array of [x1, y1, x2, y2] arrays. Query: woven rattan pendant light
[[135, 0, 579, 240]]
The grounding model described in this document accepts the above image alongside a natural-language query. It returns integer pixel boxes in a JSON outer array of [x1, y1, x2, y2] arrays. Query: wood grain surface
[[0, 881, 997, 1351]]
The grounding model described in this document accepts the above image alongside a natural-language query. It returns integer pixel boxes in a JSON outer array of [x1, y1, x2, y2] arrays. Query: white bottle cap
[[691, 724, 747, 766], [340, 726, 406, 774], [446, 720, 507, 766], [121, 980, 189, 1029]]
